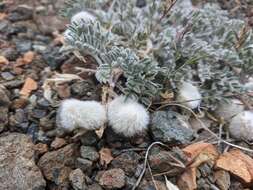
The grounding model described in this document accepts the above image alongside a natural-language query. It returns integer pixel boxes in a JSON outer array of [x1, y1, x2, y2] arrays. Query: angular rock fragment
[[151, 111, 195, 144], [0, 133, 46, 190]]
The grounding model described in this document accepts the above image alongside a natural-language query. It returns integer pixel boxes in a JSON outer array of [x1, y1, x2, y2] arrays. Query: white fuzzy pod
[[57, 99, 106, 131], [215, 99, 244, 120], [177, 82, 202, 109], [108, 96, 149, 137], [71, 11, 96, 24], [229, 111, 253, 141]]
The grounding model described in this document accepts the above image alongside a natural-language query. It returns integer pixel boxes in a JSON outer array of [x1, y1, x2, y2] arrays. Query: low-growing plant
[[61, 0, 253, 109]]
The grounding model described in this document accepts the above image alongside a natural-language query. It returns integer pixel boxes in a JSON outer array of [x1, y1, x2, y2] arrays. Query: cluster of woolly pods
[[57, 96, 150, 137]]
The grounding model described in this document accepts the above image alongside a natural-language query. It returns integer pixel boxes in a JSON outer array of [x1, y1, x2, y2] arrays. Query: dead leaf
[[42, 73, 82, 103], [0, 13, 7, 20], [16, 51, 35, 66], [20, 78, 38, 97], [177, 167, 197, 190], [99, 148, 114, 166], [215, 150, 253, 184], [183, 142, 219, 166], [165, 176, 180, 190], [0, 56, 9, 65], [177, 142, 219, 190]]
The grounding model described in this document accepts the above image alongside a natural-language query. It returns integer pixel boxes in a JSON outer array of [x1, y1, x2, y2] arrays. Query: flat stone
[[111, 151, 141, 176], [51, 137, 67, 149], [76, 157, 93, 174], [98, 168, 126, 189], [0, 133, 46, 190], [38, 144, 77, 185], [80, 146, 99, 162], [1, 72, 15, 81], [69, 169, 88, 190], [150, 111, 195, 144], [8, 5, 33, 22]]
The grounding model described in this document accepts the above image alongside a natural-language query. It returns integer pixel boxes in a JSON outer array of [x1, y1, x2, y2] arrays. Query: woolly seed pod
[[229, 111, 253, 141], [57, 99, 106, 131], [214, 99, 244, 120], [177, 81, 202, 109], [107, 96, 149, 137], [71, 11, 96, 25]]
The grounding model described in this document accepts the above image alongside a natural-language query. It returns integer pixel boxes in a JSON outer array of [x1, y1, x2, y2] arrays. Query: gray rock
[[0, 107, 8, 132], [111, 151, 141, 176], [150, 111, 195, 144], [69, 169, 88, 190], [98, 168, 126, 189], [80, 146, 99, 162], [8, 5, 33, 22], [1, 47, 19, 61], [80, 131, 99, 146], [1, 72, 15, 81], [76, 157, 93, 173], [15, 40, 32, 53], [88, 183, 103, 190], [0, 85, 10, 130], [0, 85, 10, 106], [0, 133, 46, 190]]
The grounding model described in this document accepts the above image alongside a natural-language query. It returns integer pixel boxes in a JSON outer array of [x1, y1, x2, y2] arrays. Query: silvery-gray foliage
[[61, 0, 253, 108]]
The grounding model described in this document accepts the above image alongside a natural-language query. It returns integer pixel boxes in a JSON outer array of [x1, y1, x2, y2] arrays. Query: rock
[[12, 98, 28, 109], [150, 111, 195, 144], [111, 151, 141, 176], [80, 131, 99, 146], [38, 144, 77, 185], [214, 99, 244, 120], [0, 133, 46, 190], [88, 183, 103, 190], [98, 168, 126, 189], [34, 143, 49, 156], [51, 137, 67, 149], [1, 72, 15, 80], [76, 157, 93, 173], [9, 109, 28, 131], [1, 47, 19, 61], [0, 85, 10, 106], [149, 149, 185, 175], [8, 5, 33, 22], [0, 107, 8, 131], [214, 170, 230, 190], [31, 109, 47, 119], [69, 169, 88, 190], [229, 111, 253, 141], [80, 146, 99, 162], [15, 40, 32, 53], [140, 180, 168, 190], [37, 15, 67, 34]]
